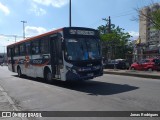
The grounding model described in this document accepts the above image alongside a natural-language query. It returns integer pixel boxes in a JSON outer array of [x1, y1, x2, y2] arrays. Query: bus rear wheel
[[17, 67, 22, 77], [44, 69, 52, 83]]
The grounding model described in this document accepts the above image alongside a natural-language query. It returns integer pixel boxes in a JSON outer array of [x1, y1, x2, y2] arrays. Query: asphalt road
[[0, 66, 160, 120]]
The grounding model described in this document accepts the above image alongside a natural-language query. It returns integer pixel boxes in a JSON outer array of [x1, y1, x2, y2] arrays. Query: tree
[[98, 23, 132, 60], [151, 8, 160, 30], [134, 2, 160, 30]]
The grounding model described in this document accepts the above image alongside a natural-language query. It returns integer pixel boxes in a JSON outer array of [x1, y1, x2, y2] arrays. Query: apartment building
[[139, 3, 160, 46]]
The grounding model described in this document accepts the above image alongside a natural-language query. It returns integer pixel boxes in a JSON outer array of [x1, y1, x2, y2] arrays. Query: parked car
[[130, 58, 160, 71], [104, 59, 129, 69]]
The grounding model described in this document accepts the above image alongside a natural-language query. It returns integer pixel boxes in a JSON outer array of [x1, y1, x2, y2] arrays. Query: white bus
[[7, 27, 103, 82]]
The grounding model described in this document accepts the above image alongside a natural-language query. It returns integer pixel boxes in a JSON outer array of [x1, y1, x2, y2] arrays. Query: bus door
[[50, 34, 63, 79], [10, 48, 15, 72]]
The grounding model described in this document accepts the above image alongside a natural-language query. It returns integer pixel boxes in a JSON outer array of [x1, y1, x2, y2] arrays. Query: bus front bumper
[[66, 70, 103, 81]]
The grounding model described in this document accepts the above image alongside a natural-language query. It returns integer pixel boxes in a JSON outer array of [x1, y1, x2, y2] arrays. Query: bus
[[0, 54, 4, 65], [7, 27, 103, 82]]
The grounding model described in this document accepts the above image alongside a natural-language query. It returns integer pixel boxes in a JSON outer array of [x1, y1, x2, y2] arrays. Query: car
[[130, 58, 160, 71], [105, 59, 129, 69]]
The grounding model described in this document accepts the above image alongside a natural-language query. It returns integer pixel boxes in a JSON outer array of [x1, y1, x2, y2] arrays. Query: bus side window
[[14, 45, 19, 56], [26, 42, 31, 55], [20, 44, 25, 56], [31, 40, 40, 55], [40, 37, 49, 54]]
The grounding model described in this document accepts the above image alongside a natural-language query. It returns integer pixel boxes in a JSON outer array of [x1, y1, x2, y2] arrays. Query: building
[[139, 3, 160, 58], [139, 3, 160, 45]]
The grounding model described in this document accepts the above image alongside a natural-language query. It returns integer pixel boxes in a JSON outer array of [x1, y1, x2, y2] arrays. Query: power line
[[87, 19, 102, 28], [87, 8, 137, 28], [0, 34, 23, 42], [87, 12, 136, 28], [0, 34, 22, 38], [113, 9, 135, 15], [112, 12, 136, 18]]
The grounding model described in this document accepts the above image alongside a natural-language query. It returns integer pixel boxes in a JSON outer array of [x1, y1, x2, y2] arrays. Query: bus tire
[[44, 68, 52, 83], [17, 67, 22, 77]]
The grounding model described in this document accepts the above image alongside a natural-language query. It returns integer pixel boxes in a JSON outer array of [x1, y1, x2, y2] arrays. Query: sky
[[0, 0, 160, 53]]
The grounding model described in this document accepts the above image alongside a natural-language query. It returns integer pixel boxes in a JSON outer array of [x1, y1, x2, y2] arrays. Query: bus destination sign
[[69, 29, 95, 36]]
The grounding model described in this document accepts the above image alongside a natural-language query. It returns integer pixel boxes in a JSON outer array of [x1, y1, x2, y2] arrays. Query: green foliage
[[99, 24, 131, 44], [98, 23, 132, 60]]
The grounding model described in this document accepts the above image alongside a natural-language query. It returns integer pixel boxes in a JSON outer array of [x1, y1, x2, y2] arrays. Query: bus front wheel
[[44, 69, 52, 83], [17, 67, 22, 77]]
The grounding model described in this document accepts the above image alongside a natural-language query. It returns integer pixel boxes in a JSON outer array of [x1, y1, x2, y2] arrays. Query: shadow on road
[[13, 75, 139, 96]]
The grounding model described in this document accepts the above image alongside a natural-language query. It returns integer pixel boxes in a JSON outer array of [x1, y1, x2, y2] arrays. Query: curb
[[103, 71, 160, 79], [0, 85, 29, 120]]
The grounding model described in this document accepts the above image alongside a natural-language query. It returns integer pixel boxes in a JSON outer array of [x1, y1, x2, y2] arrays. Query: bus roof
[[7, 28, 63, 47], [7, 27, 98, 48]]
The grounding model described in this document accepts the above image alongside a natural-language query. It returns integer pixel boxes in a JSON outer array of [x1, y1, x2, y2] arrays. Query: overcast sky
[[0, 0, 160, 53]]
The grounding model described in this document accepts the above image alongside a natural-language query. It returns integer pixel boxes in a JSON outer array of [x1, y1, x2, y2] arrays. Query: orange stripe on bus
[[32, 61, 50, 67], [7, 28, 63, 47]]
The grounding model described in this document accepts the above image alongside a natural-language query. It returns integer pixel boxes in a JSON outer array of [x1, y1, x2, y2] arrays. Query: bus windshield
[[65, 38, 101, 61]]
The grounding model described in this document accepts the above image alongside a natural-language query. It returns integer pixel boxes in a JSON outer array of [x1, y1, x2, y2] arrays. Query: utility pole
[[108, 16, 111, 33], [102, 16, 111, 33], [14, 35, 17, 42], [21, 21, 27, 39], [69, 0, 72, 27], [102, 16, 114, 67]]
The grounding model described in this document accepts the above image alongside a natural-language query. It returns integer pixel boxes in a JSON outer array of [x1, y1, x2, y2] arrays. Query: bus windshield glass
[[65, 38, 101, 61]]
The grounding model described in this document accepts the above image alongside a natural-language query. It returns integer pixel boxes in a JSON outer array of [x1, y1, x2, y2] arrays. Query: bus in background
[[7, 27, 103, 82], [0, 54, 3, 65]]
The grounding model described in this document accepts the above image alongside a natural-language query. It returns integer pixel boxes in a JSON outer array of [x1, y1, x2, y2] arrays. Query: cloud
[[0, 35, 14, 48], [32, 0, 68, 8], [0, 35, 10, 44], [0, 2, 10, 15], [25, 26, 47, 37], [129, 31, 139, 40], [30, 4, 47, 16]]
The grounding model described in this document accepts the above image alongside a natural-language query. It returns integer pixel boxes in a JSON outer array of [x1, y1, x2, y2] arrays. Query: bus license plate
[[87, 73, 93, 77]]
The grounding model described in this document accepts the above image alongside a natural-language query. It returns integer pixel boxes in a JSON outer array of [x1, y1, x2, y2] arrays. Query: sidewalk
[[0, 66, 22, 119], [0, 83, 24, 120], [104, 69, 160, 79]]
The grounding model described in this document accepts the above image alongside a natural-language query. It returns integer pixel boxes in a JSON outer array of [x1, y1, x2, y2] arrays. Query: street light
[[69, 0, 71, 27], [21, 21, 27, 39]]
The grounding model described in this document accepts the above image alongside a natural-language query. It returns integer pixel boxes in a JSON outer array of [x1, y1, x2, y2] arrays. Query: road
[[0, 66, 160, 120]]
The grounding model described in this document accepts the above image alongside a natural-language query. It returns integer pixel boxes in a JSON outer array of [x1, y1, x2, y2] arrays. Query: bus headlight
[[72, 69, 77, 74], [93, 65, 101, 70], [66, 66, 77, 74], [77, 67, 91, 72], [77, 68, 83, 72], [66, 66, 71, 71]]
